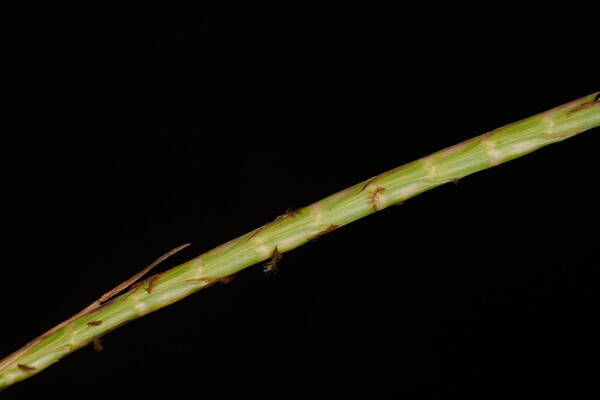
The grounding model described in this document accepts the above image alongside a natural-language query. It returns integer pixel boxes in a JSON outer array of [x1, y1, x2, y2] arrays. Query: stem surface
[[1, 92, 598, 390]]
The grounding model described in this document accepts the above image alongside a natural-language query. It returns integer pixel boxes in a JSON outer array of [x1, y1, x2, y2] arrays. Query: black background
[[2, 2, 598, 398]]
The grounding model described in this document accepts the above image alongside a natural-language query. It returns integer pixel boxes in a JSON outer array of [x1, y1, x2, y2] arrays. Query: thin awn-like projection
[[1, 92, 598, 390]]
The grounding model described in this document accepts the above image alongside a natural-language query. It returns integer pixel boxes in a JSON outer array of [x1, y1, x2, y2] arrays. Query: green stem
[[1, 92, 598, 390]]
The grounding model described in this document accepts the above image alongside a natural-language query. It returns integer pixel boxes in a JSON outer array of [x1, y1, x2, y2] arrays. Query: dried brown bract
[[263, 247, 282, 274]]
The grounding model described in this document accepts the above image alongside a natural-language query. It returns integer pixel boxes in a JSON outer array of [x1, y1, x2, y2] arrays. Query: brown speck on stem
[[359, 177, 377, 192], [249, 209, 302, 242], [312, 224, 339, 241], [219, 275, 235, 284], [368, 187, 386, 211], [18, 364, 36, 371], [248, 225, 267, 241], [567, 98, 600, 115], [263, 247, 282, 274], [87, 320, 102, 327], [452, 178, 460, 185], [274, 208, 301, 222], [92, 338, 104, 352], [186, 277, 217, 289], [145, 274, 160, 294], [187, 275, 235, 287]]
